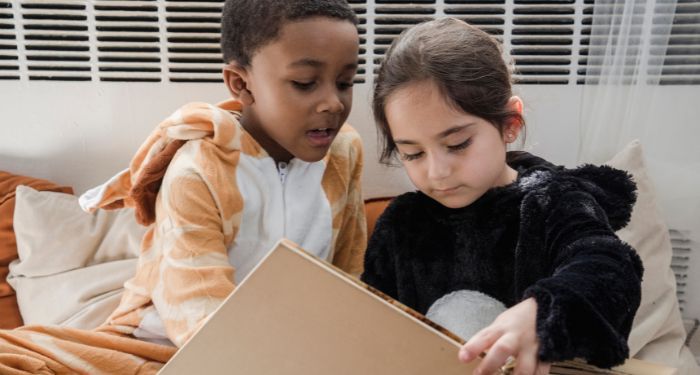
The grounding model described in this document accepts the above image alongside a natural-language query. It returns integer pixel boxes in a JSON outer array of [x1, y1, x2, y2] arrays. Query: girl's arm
[[523, 189, 643, 366], [460, 189, 642, 374]]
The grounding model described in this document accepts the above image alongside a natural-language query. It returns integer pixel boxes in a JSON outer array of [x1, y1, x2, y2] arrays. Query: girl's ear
[[223, 63, 255, 105], [503, 96, 524, 144]]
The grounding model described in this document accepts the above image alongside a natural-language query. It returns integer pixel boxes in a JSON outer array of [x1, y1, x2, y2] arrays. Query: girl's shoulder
[[515, 158, 637, 231], [377, 191, 433, 226], [368, 192, 436, 245]]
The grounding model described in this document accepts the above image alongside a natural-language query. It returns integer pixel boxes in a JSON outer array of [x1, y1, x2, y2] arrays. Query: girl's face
[[385, 80, 521, 209], [224, 17, 359, 163]]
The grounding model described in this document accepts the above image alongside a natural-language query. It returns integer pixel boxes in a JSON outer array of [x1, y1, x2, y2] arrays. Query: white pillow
[[607, 140, 699, 374], [7, 185, 147, 329]]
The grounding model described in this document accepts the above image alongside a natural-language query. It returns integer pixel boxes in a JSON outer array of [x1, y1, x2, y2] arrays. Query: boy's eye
[[337, 81, 354, 91], [292, 81, 315, 91], [400, 151, 424, 161], [447, 138, 472, 152]]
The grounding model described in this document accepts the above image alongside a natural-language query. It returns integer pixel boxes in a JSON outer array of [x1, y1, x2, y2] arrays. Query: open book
[[159, 239, 676, 375]]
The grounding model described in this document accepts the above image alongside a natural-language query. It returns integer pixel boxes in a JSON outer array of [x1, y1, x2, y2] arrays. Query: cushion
[[0, 171, 73, 329], [7, 185, 147, 329], [607, 140, 699, 373], [364, 198, 392, 238]]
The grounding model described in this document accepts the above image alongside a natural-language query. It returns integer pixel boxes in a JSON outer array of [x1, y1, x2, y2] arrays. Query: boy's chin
[[293, 146, 331, 163], [293, 148, 331, 163]]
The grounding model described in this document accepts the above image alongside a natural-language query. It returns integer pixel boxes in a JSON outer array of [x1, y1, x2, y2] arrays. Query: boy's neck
[[239, 111, 294, 163]]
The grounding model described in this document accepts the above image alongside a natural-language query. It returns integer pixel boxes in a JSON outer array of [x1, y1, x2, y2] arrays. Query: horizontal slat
[[0, 0, 695, 84]]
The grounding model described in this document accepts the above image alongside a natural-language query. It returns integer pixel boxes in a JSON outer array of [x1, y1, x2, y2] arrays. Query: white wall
[[0, 82, 698, 321], [1, 82, 584, 197]]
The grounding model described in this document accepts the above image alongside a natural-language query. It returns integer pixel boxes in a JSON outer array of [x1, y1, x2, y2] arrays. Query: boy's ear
[[223, 63, 255, 105], [503, 96, 524, 144]]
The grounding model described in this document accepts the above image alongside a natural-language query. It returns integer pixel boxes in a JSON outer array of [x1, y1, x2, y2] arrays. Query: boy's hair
[[221, 0, 358, 67], [373, 17, 524, 164]]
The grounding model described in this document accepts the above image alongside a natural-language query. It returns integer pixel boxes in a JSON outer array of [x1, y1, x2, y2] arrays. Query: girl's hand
[[458, 297, 551, 375]]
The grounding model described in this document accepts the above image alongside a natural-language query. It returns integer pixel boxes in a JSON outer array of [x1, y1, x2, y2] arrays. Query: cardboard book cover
[[159, 239, 676, 375]]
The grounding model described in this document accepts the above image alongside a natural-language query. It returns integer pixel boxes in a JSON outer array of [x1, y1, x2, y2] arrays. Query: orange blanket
[[0, 326, 175, 374]]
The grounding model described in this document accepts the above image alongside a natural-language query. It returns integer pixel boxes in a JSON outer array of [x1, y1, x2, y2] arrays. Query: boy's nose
[[317, 90, 345, 114]]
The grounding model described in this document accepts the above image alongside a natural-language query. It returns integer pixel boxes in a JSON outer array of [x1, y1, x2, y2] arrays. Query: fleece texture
[[0, 99, 367, 375], [361, 152, 643, 368], [78, 99, 367, 346]]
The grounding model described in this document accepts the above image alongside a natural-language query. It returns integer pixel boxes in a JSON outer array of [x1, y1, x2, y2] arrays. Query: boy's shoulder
[[331, 123, 362, 148], [326, 123, 363, 164]]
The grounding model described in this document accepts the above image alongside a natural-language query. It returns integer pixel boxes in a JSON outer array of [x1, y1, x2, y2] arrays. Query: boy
[[0, 1, 366, 373]]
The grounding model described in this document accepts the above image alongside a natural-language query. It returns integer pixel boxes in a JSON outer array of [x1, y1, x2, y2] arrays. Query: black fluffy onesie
[[361, 152, 644, 368]]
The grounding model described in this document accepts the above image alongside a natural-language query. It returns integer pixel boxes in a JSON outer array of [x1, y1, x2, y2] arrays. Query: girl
[[361, 18, 643, 375]]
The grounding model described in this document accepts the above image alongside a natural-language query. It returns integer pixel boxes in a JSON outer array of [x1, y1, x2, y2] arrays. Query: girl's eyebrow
[[438, 123, 475, 138], [394, 123, 476, 145]]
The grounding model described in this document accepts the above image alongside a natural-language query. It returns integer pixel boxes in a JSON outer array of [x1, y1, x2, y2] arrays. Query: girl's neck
[[494, 165, 519, 188]]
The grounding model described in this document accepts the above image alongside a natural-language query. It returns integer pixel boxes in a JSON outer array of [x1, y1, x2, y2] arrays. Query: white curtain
[[577, 0, 700, 244]]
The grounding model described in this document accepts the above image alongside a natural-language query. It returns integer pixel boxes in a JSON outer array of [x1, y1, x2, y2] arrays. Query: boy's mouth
[[306, 127, 337, 147]]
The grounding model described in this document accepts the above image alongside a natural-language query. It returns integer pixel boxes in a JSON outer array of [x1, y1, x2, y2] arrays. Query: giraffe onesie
[[0, 99, 367, 374]]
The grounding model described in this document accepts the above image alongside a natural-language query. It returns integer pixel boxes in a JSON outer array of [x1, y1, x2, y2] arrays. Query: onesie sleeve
[[330, 134, 368, 277], [150, 165, 239, 347], [522, 190, 643, 368]]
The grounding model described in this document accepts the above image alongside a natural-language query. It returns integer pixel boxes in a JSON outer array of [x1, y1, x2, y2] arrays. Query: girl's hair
[[373, 17, 524, 164]]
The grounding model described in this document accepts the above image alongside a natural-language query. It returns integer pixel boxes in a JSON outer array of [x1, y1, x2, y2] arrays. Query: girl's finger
[[535, 362, 551, 375], [513, 344, 538, 375], [459, 328, 500, 363], [473, 336, 517, 375], [514, 345, 539, 375]]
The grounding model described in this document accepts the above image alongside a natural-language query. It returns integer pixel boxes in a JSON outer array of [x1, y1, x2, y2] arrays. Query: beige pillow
[[7, 185, 147, 329], [607, 140, 699, 374]]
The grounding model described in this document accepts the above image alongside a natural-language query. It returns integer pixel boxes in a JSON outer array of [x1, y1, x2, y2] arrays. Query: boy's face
[[385, 80, 520, 209], [226, 17, 359, 163]]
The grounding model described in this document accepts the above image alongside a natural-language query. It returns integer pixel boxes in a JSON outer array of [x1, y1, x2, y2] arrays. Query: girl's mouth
[[433, 186, 460, 195]]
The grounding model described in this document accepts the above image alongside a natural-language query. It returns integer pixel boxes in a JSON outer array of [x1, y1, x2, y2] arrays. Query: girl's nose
[[427, 152, 451, 180]]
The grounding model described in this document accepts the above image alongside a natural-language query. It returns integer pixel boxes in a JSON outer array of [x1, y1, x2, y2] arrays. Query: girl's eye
[[292, 81, 315, 91], [401, 151, 424, 161], [447, 138, 472, 152]]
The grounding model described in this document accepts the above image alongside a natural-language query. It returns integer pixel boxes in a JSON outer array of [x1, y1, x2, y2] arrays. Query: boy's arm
[[151, 169, 238, 347], [522, 190, 643, 368], [330, 134, 367, 277]]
